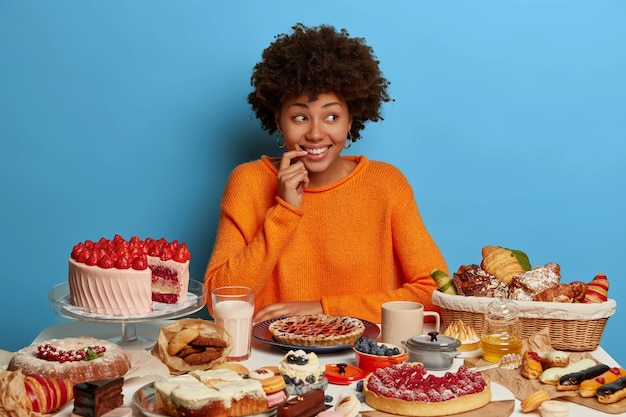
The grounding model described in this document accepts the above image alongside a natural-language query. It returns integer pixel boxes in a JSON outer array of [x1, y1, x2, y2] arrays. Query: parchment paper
[[150, 318, 232, 375]]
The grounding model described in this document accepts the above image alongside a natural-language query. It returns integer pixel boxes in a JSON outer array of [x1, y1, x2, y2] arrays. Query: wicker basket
[[432, 291, 616, 351]]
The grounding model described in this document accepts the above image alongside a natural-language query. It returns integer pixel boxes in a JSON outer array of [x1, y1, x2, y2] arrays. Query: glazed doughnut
[[597, 376, 626, 404], [167, 328, 200, 355], [557, 364, 610, 391], [521, 390, 549, 412]]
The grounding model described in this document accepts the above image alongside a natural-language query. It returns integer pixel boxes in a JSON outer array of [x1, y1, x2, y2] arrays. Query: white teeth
[[304, 146, 329, 155]]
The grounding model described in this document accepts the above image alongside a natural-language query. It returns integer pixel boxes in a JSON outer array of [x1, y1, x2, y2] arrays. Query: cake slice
[[72, 377, 124, 417]]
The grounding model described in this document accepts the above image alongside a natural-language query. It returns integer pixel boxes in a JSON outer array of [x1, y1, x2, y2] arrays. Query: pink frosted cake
[[69, 235, 190, 315]]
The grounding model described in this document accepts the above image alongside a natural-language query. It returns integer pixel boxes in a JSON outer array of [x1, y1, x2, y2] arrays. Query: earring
[[276, 131, 285, 149], [344, 131, 353, 149]]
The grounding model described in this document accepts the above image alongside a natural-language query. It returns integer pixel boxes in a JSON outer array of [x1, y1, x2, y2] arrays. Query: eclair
[[557, 364, 610, 391], [597, 376, 626, 404], [579, 367, 626, 398]]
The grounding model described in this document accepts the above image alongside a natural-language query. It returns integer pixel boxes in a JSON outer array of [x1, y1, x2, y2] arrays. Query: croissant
[[534, 284, 574, 303], [480, 245, 531, 285], [0, 370, 74, 416], [569, 281, 587, 302], [583, 273, 609, 303]]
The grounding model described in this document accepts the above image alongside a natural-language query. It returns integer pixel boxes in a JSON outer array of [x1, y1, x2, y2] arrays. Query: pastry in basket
[[583, 273, 610, 303], [509, 262, 561, 301], [480, 245, 531, 285], [430, 269, 457, 295], [268, 314, 365, 346], [452, 264, 509, 297], [533, 282, 587, 303], [363, 362, 491, 416], [442, 319, 480, 352]]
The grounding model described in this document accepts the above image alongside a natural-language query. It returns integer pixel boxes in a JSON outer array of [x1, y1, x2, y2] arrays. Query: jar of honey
[[480, 297, 522, 363]]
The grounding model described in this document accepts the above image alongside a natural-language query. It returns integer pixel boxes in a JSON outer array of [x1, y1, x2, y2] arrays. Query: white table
[[32, 320, 622, 417]]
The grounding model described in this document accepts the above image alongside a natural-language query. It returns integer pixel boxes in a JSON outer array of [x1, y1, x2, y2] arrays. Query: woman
[[205, 23, 448, 324]]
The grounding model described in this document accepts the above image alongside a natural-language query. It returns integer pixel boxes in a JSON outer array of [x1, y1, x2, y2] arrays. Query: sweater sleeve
[[204, 163, 302, 303], [320, 173, 448, 323]]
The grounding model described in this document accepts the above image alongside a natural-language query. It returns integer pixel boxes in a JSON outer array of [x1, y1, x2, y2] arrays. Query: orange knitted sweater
[[205, 155, 448, 323]]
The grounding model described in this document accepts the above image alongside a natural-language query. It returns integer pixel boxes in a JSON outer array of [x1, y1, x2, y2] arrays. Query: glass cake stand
[[48, 279, 207, 349]]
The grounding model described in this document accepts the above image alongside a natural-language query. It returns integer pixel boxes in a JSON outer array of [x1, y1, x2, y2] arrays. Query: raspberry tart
[[268, 314, 365, 346], [69, 235, 190, 315], [363, 362, 492, 416]]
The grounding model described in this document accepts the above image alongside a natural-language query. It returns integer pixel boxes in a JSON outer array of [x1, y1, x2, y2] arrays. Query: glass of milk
[[211, 286, 254, 361]]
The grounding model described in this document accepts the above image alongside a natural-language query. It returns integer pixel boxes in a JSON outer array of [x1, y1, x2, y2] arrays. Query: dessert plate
[[252, 317, 380, 353], [133, 382, 278, 417]]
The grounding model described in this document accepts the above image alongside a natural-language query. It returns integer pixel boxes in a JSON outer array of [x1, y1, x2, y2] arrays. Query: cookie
[[175, 345, 205, 358], [213, 362, 250, 376], [183, 349, 222, 365], [191, 336, 228, 348], [261, 375, 286, 394], [250, 368, 276, 380], [168, 328, 200, 356], [521, 390, 550, 413]]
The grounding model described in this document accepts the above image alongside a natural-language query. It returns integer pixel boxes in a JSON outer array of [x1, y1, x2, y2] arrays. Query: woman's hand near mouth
[[277, 150, 309, 209]]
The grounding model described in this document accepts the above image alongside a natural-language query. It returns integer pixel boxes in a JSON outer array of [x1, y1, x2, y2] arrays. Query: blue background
[[1, 1, 624, 365]]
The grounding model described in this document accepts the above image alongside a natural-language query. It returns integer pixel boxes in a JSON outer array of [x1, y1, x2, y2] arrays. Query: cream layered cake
[[154, 369, 268, 417], [69, 235, 190, 315]]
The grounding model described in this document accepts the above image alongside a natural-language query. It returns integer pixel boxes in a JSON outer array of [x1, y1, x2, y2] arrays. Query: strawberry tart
[[68, 235, 190, 315], [363, 362, 491, 416]]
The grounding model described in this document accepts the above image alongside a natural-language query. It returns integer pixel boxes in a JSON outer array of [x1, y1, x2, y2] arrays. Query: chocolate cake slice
[[72, 377, 124, 417]]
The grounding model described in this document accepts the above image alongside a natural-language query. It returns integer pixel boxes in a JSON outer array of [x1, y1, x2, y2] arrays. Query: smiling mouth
[[303, 146, 331, 155]]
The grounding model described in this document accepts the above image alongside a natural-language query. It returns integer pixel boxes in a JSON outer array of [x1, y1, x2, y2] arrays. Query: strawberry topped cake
[[363, 362, 491, 416], [69, 235, 190, 315]]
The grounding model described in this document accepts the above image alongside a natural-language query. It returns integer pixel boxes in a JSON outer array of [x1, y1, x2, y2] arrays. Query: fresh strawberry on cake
[[68, 235, 190, 315]]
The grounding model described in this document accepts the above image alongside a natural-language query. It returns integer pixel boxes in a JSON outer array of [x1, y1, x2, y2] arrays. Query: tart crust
[[364, 383, 491, 416], [268, 314, 365, 346]]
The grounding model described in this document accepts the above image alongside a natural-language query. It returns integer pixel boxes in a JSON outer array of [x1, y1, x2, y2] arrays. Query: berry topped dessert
[[363, 362, 491, 416], [278, 350, 328, 395], [68, 235, 190, 315], [8, 337, 131, 385]]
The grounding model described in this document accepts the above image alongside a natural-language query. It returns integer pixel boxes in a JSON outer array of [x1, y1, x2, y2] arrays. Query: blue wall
[[1, 1, 624, 364]]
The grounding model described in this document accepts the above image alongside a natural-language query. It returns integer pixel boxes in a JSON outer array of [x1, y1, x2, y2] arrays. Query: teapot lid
[[404, 331, 461, 351]]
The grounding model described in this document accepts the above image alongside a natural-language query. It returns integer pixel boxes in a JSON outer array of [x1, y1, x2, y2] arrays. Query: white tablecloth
[[6, 320, 621, 417]]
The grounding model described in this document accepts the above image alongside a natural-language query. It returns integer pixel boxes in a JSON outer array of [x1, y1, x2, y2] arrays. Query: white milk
[[213, 299, 254, 360]]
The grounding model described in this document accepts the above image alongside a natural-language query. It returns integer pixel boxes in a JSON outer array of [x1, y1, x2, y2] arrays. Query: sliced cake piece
[[72, 377, 124, 417]]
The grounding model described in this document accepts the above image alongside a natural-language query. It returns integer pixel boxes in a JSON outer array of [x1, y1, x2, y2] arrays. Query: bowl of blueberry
[[352, 337, 409, 372]]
